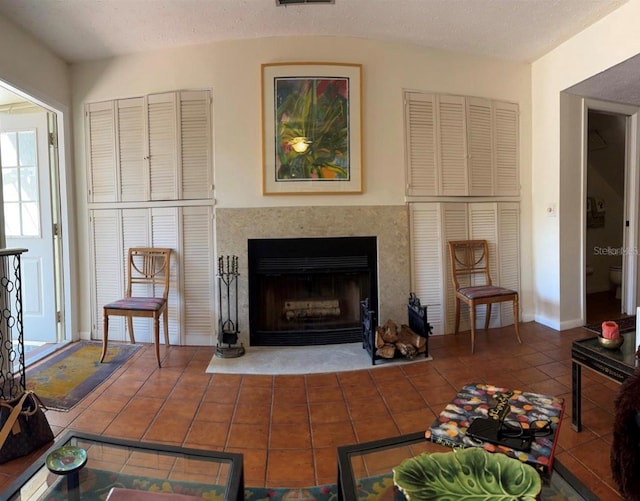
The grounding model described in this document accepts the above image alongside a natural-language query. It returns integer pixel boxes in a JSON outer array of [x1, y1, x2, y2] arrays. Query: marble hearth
[[215, 205, 410, 347]]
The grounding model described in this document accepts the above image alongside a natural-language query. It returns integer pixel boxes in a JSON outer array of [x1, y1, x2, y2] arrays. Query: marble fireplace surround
[[215, 205, 410, 347]]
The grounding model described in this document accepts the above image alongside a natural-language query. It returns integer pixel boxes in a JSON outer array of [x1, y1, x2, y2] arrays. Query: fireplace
[[248, 236, 378, 346]]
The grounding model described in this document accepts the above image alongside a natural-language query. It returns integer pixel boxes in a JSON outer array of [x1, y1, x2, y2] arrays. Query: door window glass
[[1, 130, 39, 237]]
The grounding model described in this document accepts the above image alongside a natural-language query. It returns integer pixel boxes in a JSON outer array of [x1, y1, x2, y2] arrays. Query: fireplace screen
[[248, 236, 377, 346]]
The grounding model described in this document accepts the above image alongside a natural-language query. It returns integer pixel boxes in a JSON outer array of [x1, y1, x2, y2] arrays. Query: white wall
[[532, 0, 640, 329], [0, 14, 78, 342], [0, 16, 69, 109], [71, 36, 533, 340]]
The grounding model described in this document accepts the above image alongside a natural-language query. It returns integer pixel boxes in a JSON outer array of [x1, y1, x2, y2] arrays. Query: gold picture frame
[[261, 62, 363, 195]]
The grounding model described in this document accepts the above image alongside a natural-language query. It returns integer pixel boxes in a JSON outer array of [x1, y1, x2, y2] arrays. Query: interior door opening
[[585, 107, 636, 324]]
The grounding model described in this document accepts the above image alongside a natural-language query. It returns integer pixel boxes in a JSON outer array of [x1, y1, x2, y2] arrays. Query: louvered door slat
[[409, 203, 444, 335], [90, 209, 123, 339], [117, 98, 146, 201], [148, 93, 178, 200], [182, 206, 215, 344], [437, 95, 467, 196], [467, 97, 494, 196], [405, 92, 437, 195], [494, 101, 519, 196], [86, 102, 117, 202], [180, 91, 212, 200]]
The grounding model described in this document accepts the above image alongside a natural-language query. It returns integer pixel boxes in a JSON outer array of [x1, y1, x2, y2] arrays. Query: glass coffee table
[[337, 431, 598, 500], [3, 431, 244, 501]]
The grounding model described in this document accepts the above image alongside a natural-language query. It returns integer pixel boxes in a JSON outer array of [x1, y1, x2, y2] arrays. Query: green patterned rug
[[41, 464, 589, 500], [26, 341, 140, 411]]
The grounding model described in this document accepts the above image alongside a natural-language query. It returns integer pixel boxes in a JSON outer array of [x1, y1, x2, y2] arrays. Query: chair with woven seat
[[101, 247, 172, 368], [448, 240, 521, 353]]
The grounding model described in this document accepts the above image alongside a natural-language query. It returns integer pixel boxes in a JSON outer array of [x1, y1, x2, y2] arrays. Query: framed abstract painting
[[261, 62, 362, 194]]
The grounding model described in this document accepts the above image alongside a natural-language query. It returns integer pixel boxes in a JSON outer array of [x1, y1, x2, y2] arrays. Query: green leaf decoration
[[393, 447, 542, 501]]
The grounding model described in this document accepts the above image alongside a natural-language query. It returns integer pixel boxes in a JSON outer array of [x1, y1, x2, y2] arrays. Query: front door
[[1, 110, 57, 343]]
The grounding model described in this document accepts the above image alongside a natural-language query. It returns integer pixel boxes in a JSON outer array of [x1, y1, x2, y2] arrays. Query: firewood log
[[395, 341, 418, 359], [399, 324, 426, 353], [375, 326, 385, 349], [382, 319, 399, 343], [376, 343, 396, 359]]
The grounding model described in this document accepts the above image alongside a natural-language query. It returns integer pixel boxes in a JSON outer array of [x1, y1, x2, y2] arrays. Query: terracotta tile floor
[[0, 322, 625, 499]]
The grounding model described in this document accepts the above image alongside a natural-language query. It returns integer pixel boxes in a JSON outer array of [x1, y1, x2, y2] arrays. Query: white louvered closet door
[[150, 208, 180, 345], [86, 89, 215, 346], [409, 203, 444, 335], [409, 202, 520, 336], [437, 95, 468, 196], [466, 97, 494, 196], [494, 101, 519, 196], [497, 203, 520, 325], [181, 206, 215, 345], [90, 209, 124, 339], [468, 203, 499, 328], [148, 93, 179, 201], [121, 209, 152, 342], [405, 92, 438, 196], [117, 98, 146, 201], [180, 91, 213, 200], [86, 101, 117, 203], [441, 203, 470, 334]]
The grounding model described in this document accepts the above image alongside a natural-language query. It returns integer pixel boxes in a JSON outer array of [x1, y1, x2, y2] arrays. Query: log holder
[[215, 255, 245, 358]]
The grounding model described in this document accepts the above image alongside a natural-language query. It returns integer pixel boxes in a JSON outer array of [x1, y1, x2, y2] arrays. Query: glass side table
[[3, 431, 244, 501], [336, 431, 439, 500]]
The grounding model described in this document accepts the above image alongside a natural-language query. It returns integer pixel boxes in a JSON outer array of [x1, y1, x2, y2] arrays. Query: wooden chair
[[448, 240, 521, 353], [101, 247, 172, 368]]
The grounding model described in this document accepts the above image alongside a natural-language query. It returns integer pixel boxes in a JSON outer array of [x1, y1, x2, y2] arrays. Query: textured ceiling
[[1, 0, 640, 106], [0, 0, 629, 64]]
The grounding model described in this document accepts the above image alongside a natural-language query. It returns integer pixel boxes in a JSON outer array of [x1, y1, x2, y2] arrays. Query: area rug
[[26, 341, 140, 411], [206, 342, 432, 375], [583, 315, 636, 335], [40, 464, 589, 500]]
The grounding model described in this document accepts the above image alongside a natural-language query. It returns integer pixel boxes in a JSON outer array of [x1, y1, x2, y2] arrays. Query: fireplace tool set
[[215, 255, 245, 358]]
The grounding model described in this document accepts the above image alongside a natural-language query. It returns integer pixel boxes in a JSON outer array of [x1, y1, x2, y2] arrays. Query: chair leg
[[127, 317, 136, 344], [100, 313, 109, 363], [484, 304, 492, 331], [154, 316, 162, 368], [513, 296, 522, 344], [163, 310, 170, 347], [454, 298, 461, 334], [470, 304, 477, 354]]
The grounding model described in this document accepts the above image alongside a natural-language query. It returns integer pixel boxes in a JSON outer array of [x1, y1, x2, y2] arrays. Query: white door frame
[[0, 81, 76, 348], [583, 98, 640, 318]]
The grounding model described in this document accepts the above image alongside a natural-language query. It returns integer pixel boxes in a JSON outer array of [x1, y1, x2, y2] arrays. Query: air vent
[[276, 0, 334, 5]]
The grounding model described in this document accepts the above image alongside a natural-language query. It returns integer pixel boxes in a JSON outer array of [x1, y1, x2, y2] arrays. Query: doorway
[[585, 103, 638, 324], [0, 87, 66, 364]]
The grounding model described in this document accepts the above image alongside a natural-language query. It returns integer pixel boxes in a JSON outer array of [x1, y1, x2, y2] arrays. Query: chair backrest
[[448, 240, 492, 290], [126, 248, 172, 299]]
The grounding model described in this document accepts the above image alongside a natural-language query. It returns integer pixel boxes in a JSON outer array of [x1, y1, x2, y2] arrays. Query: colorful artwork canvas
[[261, 62, 362, 194]]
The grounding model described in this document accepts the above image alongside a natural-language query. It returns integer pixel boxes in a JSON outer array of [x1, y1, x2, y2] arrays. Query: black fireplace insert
[[248, 236, 378, 346]]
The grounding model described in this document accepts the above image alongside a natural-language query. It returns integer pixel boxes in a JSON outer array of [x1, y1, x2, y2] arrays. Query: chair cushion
[[104, 297, 166, 311], [458, 285, 517, 299]]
